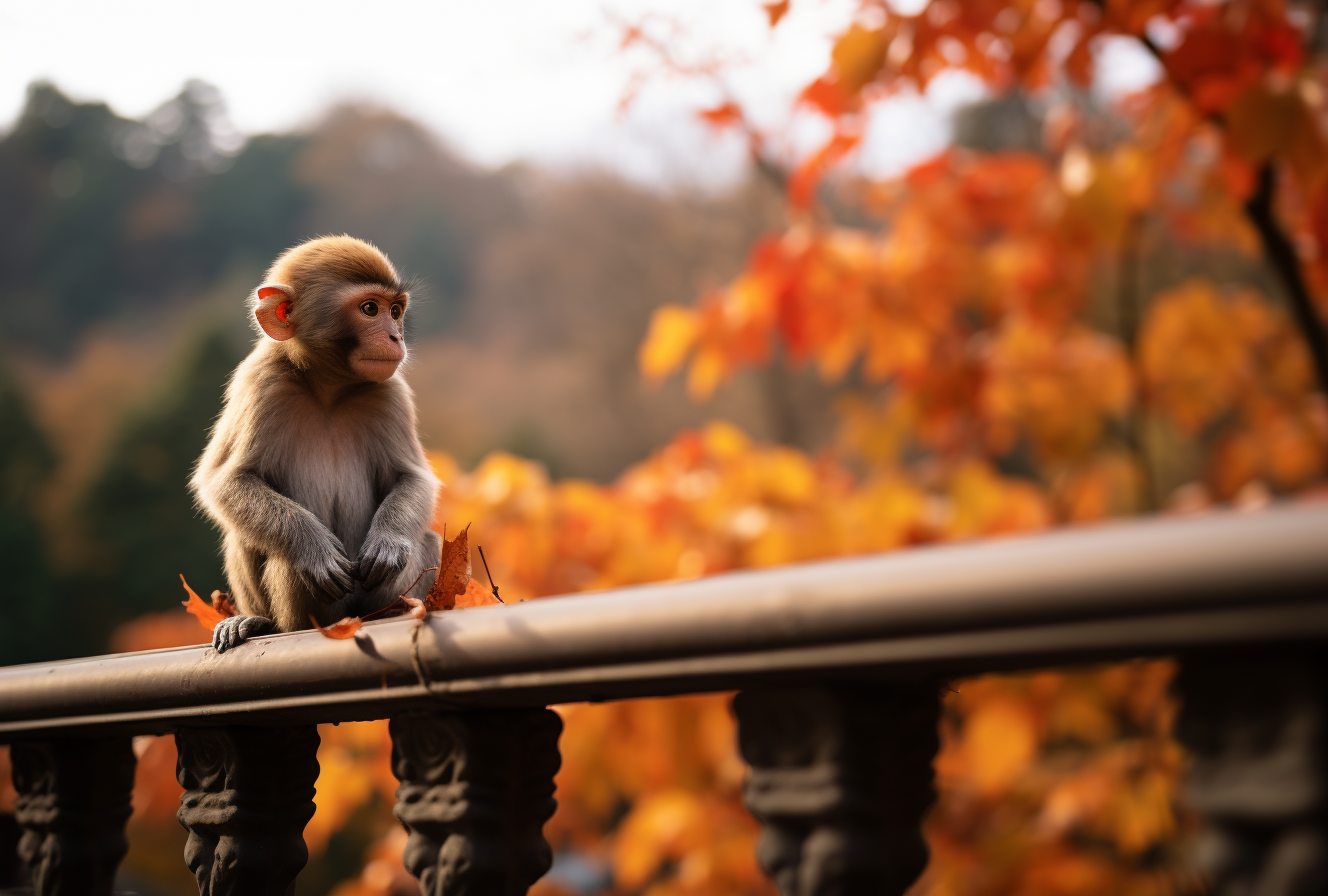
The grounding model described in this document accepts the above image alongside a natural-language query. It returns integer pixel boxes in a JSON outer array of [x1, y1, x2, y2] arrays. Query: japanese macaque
[[192, 235, 441, 652]]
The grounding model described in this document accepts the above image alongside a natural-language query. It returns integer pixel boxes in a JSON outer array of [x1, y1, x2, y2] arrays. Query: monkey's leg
[[213, 539, 277, 653]]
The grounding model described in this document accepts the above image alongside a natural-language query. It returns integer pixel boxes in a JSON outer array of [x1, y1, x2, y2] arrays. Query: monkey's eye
[[390, 304, 403, 321], [360, 301, 379, 317]]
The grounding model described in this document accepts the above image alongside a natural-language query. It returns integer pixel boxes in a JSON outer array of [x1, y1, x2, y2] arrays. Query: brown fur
[[193, 237, 439, 644]]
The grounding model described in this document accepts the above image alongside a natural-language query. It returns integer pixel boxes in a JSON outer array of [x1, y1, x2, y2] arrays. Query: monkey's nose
[[389, 333, 401, 343]]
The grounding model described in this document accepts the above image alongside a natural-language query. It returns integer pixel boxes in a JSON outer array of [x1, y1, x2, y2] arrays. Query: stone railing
[[1, 504, 1326, 896]]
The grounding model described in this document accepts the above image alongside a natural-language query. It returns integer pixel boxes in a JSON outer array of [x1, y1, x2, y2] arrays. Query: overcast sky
[[0, 0, 1157, 187]]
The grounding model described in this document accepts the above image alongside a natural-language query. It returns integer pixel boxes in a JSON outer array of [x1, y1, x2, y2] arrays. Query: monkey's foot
[[213, 615, 276, 653]]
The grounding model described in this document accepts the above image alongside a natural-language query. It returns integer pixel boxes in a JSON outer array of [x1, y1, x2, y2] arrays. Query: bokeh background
[[2, 0, 1326, 894]]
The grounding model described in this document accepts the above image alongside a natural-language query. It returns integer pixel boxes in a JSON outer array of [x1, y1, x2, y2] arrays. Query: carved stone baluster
[[175, 726, 320, 896], [1175, 653, 1328, 896], [9, 736, 136, 896], [389, 708, 562, 896], [733, 683, 939, 896]]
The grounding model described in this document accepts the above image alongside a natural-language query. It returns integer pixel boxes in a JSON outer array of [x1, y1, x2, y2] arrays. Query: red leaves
[[180, 575, 235, 632], [425, 523, 472, 611], [762, 0, 789, 29], [696, 101, 744, 129]]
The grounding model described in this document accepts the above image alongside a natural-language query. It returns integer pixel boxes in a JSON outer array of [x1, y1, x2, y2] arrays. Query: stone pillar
[[175, 725, 320, 896], [1175, 652, 1328, 896], [389, 708, 562, 896], [9, 736, 136, 896], [733, 683, 939, 896]]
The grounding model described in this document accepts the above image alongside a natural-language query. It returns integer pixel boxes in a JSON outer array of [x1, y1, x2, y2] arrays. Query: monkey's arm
[[200, 470, 356, 602], [358, 467, 439, 590]]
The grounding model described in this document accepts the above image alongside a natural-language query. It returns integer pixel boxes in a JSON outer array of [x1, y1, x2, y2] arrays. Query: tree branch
[[1244, 162, 1328, 396]]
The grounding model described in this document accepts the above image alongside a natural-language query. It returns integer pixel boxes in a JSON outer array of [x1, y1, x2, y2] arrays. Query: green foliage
[[0, 371, 61, 664]]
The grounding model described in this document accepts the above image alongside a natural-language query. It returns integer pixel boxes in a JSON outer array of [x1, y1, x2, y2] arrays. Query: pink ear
[[254, 284, 295, 341]]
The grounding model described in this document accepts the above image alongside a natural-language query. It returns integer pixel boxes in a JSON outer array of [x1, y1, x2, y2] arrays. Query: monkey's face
[[344, 289, 408, 382]]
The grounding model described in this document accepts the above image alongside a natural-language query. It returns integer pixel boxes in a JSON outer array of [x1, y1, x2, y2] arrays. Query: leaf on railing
[[180, 574, 236, 631], [425, 522, 472, 611], [310, 615, 362, 640]]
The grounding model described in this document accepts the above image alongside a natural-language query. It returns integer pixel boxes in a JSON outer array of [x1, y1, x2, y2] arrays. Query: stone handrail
[[2, 503, 1326, 895]]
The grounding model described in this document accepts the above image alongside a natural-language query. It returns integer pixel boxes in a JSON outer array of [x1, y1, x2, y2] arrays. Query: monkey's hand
[[357, 531, 412, 592], [213, 615, 275, 653], [290, 528, 357, 604]]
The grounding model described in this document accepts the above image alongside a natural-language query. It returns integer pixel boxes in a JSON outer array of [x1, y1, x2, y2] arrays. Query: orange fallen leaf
[[210, 590, 238, 618], [180, 574, 234, 632], [425, 523, 471, 611], [310, 615, 362, 640]]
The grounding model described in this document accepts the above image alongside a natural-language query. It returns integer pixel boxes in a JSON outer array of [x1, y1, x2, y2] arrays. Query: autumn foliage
[[45, 1, 1328, 895]]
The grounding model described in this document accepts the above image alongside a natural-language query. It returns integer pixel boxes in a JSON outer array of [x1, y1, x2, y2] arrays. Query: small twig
[[359, 566, 440, 621], [477, 546, 504, 603]]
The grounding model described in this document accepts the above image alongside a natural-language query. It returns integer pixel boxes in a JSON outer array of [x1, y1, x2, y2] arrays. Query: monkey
[[192, 235, 441, 652]]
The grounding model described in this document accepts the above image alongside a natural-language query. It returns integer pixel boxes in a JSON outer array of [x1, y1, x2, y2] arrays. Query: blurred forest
[[0, 80, 834, 663]]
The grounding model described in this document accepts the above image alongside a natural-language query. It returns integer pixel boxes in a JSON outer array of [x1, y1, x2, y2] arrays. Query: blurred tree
[[0, 370, 61, 665], [76, 329, 242, 647]]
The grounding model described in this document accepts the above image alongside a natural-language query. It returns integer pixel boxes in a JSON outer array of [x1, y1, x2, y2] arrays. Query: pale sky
[[0, 0, 1158, 187]]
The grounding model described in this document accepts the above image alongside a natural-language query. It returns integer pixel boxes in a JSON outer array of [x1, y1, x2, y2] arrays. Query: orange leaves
[[761, 0, 788, 29], [928, 662, 1184, 896], [788, 132, 860, 208], [830, 23, 888, 96], [1141, 279, 1279, 432], [1225, 84, 1328, 188], [981, 319, 1133, 462], [179, 575, 235, 631], [696, 100, 745, 130], [1141, 278, 1327, 497], [310, 616, 362, 640]]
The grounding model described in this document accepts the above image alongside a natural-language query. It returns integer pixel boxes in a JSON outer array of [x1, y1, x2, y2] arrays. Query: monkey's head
[[252, 235, 411, 383]]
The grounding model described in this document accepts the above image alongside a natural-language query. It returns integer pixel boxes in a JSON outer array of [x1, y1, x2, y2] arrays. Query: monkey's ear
[[254, 284, 295, 341]]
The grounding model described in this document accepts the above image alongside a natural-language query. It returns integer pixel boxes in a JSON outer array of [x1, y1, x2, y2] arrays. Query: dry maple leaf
[[425, 523, 471, 611], [310, 615, 362, 640], [210, 590, 238, 618], [180, 574, 235, 632]]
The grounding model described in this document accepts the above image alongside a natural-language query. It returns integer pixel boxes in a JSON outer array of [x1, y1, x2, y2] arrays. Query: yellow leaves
[[1141, 280, 1257, 432], [831, 24, 888, 96], [640, 305, 699, 382], [945, 461, 1052, 539], [981, 318, 1132, 463], [962, 699, 1040, 795]]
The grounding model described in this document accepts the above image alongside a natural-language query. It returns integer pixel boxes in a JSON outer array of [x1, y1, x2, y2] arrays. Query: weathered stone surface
[[1176, 653, 1328, 896], [175, 726, 319, 896], [10, 737, 136, 896], [390, 708, 562, 896], [734, 684, 939, 896]]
